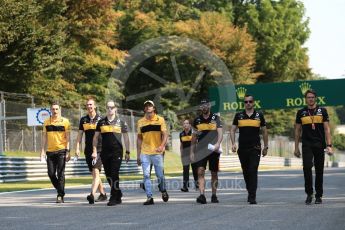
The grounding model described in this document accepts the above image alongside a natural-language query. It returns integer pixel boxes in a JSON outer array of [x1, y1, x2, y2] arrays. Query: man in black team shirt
[[190, 99, 223, 204], [92, 100, 130, 206], [75, 98, 107, 204], [294, 89, 333, 205], [180, 119, 198, 192], [230, 94, 268, 205]]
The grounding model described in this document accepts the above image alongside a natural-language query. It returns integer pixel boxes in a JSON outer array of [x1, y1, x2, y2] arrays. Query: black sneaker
[[95, 193, 107, 202], [249, 199, 257, 205], [162, 191, 169, 202], [315, 197, 322, 204], [56, 195, 64, 203], [211, 194, 219, 203], [143, 197, 154, 205], [305, 195, 313, 205], [196, 194, 207, 204], [107, 196, 118, 206], [181, 187, 189, 192], [87, 194, 95, 204]]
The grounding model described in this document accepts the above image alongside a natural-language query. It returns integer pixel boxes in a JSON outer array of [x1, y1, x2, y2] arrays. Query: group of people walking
[[41, 89, 333, 206]]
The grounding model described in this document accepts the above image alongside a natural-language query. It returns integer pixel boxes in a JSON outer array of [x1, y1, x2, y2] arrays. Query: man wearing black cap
[[190, 99, 223, 204], [137, 100, 169, 205]]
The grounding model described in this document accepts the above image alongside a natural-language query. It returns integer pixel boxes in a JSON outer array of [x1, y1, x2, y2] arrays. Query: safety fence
[[0, 157, 141, 183]]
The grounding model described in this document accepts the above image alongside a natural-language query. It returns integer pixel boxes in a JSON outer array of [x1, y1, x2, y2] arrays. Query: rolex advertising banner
[[209, 79, 345, 112]]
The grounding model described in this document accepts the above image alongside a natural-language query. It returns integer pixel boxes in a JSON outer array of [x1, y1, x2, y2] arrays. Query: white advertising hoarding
[[27, 108, 51, 126]]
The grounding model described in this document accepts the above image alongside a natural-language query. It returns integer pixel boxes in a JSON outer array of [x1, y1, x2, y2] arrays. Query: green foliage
[[333, 134, 345, 151]]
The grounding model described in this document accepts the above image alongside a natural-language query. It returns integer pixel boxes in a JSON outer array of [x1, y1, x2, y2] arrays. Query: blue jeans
[[140, 153, 166, 198]]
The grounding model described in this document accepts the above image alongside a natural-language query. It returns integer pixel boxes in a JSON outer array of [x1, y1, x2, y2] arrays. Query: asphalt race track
[[0, 168, 344, 230]]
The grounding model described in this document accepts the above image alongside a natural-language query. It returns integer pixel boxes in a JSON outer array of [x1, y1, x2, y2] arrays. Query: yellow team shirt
[[43, 117, 70, 152], [137, 114, 167, 155]]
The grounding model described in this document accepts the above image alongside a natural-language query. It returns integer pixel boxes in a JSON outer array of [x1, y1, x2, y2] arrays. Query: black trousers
[[238, 148, 261, 199], [182, 163, 198, 188], [46, 151, 66, 196], [302, 144, 325, 197], [101, 153, 122, 198]]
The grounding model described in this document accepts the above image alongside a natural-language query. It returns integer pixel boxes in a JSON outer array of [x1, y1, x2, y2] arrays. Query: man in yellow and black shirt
[[230, 94, 268, 205], [294, 89, 333, 205], [180, 119, 198, 192], [137, 100, 169, 205], [75, 98, 106, 204], [92, 100, 130, 206], [190, 99, 223, 204], [41, 102, 70, 203]]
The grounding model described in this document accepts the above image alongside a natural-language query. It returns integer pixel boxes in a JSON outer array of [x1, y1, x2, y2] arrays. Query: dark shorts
[[194, 151, 220, 172], [85, 152, 102, 172]]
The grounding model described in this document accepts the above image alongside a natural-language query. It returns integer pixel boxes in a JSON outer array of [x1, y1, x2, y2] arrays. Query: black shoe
[[162, 191, 169, 202], [95, 193, 107, 202], [181, 187, 189, 192], [315, 197, 322, 204], [107, 196, 118, 206], [143, 197, 154, 205], [56, 195, 64, 203], [196, 194, 207, 204], [249, 199, 257, 205], [140, 182, 145, 191], [87, 194, 95, 204], [211, 194, 219, 203], [305, 195, 313, 205]]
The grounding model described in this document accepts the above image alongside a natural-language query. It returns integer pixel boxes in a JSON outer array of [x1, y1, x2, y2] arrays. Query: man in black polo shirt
[[294, 89, 333, 205], [75, 98, 107, 204], [190, 99, 223, 204], [230, 94, 268, 204], [92, 100, 130, 206], [180, 119, 198, 192]]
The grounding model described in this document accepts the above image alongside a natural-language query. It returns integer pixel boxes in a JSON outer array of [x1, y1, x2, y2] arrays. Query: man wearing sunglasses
[[230, 94, 268, 204], [92, 100, 130, 206], [75, 98, 107, 204], [294, 89, 333, 205], [190, 99, 223, 204]]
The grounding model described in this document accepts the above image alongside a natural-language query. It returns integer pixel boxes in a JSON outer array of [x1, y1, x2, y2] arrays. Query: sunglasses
[[107, 106, 116, 110], [244, 100, 253, 104]]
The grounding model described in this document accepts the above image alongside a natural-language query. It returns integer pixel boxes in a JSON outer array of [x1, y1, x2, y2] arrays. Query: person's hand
[[325, 146, 334, 156], [231, 144, 237, 153], [75, 149, 80, 157], [91, 151, 97, 159], [125, 153, 130, 163], [137, 157, 141, 166], [40, 151, 46, 162], [262, 147, 268, 157], [190, 152, 195, 162], [66, 153, 71, 162], [155, 145, 165, 153], [213, 143, 220, 152], [294, 148, 301, 158]]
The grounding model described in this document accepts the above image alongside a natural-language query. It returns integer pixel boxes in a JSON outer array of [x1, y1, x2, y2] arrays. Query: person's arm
[[324, 122, 333, 155], [123, 132, 130, 162], [190, 133, 197, 162], [213, 127, 223, 152], [41, 131, 47, 160], [92, 131, 100, 159], [156, 130, 168, 153], [137, 134, 143, 166], [261, 126, 268, 157], [230, 125, 238, 153], [75, 130, 83, 157], [65, 130, 71, 161], [294, 123, 302, 157]]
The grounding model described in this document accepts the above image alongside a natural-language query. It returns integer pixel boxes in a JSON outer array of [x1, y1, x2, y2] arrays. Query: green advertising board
[[209, 79, 345, 112]]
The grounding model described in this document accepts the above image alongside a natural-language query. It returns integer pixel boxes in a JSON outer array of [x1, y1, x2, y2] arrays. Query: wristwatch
[[125, 150, 130, 154], [327, 144, 332, 147], [263, 146, 268, 150]]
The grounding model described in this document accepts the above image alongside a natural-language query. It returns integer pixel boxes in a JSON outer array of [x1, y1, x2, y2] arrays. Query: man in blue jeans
[[137, 100, 169, 205]]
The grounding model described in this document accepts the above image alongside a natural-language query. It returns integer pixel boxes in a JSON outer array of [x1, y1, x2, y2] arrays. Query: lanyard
[[308, 109, 315, 130]]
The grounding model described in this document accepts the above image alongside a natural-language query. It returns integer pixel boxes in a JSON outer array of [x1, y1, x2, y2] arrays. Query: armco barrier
[[0, 156, 141, 183]]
